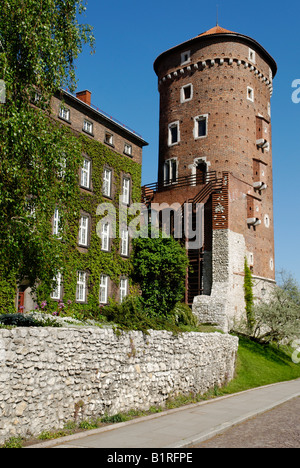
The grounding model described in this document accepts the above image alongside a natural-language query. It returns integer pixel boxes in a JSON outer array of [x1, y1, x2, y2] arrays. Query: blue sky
[[75, 0, 300, 284]]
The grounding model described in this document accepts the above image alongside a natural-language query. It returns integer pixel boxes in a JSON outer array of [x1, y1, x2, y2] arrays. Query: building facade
[[17, 89, 148, 313], [143, 25, 277, 331]]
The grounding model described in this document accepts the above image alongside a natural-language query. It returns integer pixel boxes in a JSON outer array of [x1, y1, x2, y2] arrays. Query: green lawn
[[220, 335, 300, 395]]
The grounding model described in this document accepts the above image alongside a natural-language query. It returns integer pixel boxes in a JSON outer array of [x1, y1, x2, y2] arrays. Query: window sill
[[82, 129, 94, 137], [58, 116, 71, 125]]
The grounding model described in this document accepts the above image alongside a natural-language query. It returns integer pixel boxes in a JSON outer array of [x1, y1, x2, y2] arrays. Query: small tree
[[252, 272, 300, 344], [132, 229, 189, 319], [244, 258, 255, 333]]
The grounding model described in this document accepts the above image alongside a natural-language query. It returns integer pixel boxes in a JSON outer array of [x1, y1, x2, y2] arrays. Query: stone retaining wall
[[0, 327, 238, 445]]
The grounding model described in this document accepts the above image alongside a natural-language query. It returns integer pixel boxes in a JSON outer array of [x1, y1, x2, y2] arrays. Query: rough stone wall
[[0, 327, 238, 445], [193, 229, 246, 332]]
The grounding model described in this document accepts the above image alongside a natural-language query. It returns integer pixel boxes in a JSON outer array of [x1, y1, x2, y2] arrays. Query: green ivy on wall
[[34, 134, 143, 318]]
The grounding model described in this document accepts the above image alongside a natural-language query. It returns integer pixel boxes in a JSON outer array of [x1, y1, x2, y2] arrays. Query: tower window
[[181, 50, 191, 65], [168, 121, 180, 146], [249, 48, 255, 63], [181, 84, 193, 103], [247, 87, 254, 102], [164, 158, 178, 185], [194, 115, 208, 139]]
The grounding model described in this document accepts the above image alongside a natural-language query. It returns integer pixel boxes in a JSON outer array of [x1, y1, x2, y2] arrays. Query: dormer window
[[181, 50, 191, 65]]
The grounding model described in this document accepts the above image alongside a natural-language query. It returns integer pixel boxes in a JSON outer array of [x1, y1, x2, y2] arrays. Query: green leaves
[[132, 231, 189, 319], [0, 0, 95, 102]]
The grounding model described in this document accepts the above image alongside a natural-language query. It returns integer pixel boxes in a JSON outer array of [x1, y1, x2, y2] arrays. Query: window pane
[[121, 229, 129, 256], [51, 272, 62, 300], [170, 125, 178, 144], [100, 275, 108, 304], [122, 178, 130, 204], [76, 272, 86, 302], [197, 118, 206, 137], [81, 159, 90, 188], [120, 278, 128, 303], [101, 223, 110, 251], [79, 216, 88, 246], [103, 169, 112, 197]]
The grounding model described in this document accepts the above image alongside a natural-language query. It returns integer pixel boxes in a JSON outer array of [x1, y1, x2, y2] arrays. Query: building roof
[[197, 25, 236, 37], [154, 25, 277, 78]]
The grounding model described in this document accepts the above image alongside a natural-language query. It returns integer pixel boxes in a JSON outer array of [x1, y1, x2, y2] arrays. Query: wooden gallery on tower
[[142, 25, 277, 332]]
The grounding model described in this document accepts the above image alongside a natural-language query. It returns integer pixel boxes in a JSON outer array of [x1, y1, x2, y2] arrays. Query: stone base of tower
[[192, 229, 276, 333]]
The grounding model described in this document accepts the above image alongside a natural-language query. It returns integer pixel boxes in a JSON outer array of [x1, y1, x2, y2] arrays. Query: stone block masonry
[[0, 327, 238, 445]]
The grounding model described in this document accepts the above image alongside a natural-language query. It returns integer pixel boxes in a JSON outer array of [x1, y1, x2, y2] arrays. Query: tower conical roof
[[197, 25, 236, 37]]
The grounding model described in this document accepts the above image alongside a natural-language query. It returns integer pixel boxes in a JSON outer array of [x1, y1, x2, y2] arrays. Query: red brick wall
[[154, 35, 275, 281]]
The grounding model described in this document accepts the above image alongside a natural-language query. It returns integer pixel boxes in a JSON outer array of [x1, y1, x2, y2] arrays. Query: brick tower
[[143, 25, 277, 331]]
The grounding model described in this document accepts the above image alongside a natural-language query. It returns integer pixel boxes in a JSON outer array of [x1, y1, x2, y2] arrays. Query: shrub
[[131, 228, 189, 319], [0, 313, 61, 328]]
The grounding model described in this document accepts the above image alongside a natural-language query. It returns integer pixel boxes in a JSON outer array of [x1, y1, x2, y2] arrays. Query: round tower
[[150, 25, 277, 331]]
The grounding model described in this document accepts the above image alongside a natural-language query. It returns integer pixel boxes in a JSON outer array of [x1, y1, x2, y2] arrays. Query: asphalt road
[[193, 396, 300, 448]]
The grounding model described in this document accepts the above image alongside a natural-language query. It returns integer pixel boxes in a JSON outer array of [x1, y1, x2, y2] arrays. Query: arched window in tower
[[164, 158, 178, 185], [196, 160, 207, 185]]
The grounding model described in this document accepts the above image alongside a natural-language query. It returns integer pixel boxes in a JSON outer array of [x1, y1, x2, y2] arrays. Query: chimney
[[76, 90, 92, 106]]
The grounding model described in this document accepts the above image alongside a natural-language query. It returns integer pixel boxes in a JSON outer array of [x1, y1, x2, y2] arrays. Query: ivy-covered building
[[18, 89, 148, 313]]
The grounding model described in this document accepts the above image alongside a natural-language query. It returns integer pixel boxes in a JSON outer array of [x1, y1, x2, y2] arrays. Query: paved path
[[28, 379, 300, 449], [193, 396, 300, 448]]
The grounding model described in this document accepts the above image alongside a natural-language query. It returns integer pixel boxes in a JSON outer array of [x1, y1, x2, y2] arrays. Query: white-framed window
[[99, 274, 109, 304], [58, 154, 67, 179], [247, 87, 254, 102], [59, 106, 70, 121], [181, 50, 191, 65], [120, 278, 128, 303], [76, 271, 87, 303], [181, 84, 193, 103], [122, 177, 130, 205], [105, 132, 114, 146], [168, 121, 180, 146], [103, 168, 112, 198], [121, 228, 129, 256], [124, 143, 132, 156], [79, 215, 89, 247], [270, 258, 274, 271], [194, 114, 208, 139], [53, 208, 62, 237], [268, 102, 271, 117], [50, 272, 62, 300], [164, 159, 178, 185], [101, 222, 110, 251], [248, 48, 255, 63], [80, 158, 91, 189], [83, 119, 93, 134]]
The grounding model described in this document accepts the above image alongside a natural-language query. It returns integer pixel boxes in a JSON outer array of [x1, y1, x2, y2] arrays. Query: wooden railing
[[141, 171, 218, 203]]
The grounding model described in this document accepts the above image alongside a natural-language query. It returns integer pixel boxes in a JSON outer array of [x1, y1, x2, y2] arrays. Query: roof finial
[[216, 4, 219, 26]]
